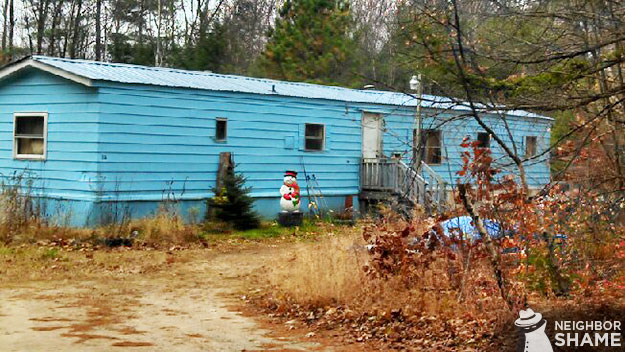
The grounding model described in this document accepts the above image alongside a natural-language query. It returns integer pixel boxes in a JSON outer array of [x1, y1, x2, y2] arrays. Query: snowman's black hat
[[284, 170, 297, 178]]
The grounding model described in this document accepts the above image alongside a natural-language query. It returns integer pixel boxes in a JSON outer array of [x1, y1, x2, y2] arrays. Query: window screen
[[525, 136, 537, 157], [420, 129, 442, 164], [305, 124, 325, 151], [14, 114, 46, 158], [216, 118, 227, 141], [477, 132, 490, 148]]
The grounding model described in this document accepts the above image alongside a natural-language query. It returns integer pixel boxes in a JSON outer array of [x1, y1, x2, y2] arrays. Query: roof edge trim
[[0, 57, 93, 87]]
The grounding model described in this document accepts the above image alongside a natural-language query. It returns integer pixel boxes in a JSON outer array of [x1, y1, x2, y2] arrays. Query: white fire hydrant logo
[[515, 308, 554, 352]]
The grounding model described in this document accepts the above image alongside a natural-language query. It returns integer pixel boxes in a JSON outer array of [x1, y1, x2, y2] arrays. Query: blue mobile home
[[0, 56, 551, 226]]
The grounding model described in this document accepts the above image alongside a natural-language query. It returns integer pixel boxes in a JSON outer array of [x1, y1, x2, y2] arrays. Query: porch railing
[[419, 161, 448, 212], [361, 159, 447, 212]]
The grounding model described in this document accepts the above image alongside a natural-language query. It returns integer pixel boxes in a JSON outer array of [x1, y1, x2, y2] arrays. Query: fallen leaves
[[248, 287, 508, 351]]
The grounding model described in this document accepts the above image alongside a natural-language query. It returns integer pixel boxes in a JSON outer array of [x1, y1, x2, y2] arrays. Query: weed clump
[[0, 172, 40, 243], [127, 205, 199, 246]]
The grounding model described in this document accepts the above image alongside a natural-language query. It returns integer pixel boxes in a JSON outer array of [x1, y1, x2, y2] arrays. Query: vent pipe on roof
[[272, 84, 276, 93]]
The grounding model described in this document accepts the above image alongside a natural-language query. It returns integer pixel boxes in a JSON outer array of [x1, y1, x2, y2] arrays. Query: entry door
[[362, 113, 383, 160]]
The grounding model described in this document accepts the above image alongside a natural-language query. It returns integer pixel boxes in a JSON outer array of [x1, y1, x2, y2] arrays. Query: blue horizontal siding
[[0, 69, 100, 199], [92, 82, 362, 202], [384, 108, 552, 187]]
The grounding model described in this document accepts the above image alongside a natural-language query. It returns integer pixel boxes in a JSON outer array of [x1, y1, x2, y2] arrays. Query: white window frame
[[215, 117, 227, 142], [13, 112, 48, 160], [304, 123, 325, 151]]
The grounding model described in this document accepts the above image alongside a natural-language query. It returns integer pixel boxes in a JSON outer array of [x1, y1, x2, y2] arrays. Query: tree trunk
[[48, 0, 64, 56], [8, 0, 14, 57], [155, 0, 162, 66], [138, 0, 144, 43], [2, 0, 8, 51], [95, 0, 102, 61], [458, 184, 514, 308], [69, 0, 83, 58], [61, 0, 76, 57], [36, 0, 51, 54]]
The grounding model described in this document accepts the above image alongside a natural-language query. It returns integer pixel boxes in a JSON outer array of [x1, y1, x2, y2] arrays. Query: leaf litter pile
[[243, 207, 625, 351], [243, 216, 519, 351]]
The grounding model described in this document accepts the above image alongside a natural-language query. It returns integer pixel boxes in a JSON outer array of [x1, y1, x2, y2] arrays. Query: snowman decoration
[[515, 308, 553, 352], [280, 170, 301, 212]]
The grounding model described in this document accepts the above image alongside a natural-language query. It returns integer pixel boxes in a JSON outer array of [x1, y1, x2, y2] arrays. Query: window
[[305, 123, 325, 151], [419, 129, 442, 164], [477, 132, 490, 148], [14, 113, 47, 160], [525, 136, 537, 158], [215, 118, 227, 141]]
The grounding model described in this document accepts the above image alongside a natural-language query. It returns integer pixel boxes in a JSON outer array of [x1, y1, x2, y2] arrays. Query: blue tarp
[[438, 216, 567, 244], [440, 216, 504, 241]]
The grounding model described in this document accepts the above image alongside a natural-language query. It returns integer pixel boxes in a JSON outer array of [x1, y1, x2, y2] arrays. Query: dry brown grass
[[0, 245, 175, 284], [127, 207, 200, 245], [261, 220, 517, 350], [0, 173, 202, 246], [0, 207, 202, 247], [267, 228, 511, 318], [3, 224, 91, 244], [268, 229, 367, 306]]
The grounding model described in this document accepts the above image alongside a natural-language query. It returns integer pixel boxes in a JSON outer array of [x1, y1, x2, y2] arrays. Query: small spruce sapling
[[206, 168, 260, 230]]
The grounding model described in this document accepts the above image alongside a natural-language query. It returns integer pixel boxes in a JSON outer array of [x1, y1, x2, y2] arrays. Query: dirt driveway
[[0, 243, 330, 351]]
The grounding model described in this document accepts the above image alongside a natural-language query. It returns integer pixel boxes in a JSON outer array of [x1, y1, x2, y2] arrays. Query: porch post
[[410, 74, 423, 172]]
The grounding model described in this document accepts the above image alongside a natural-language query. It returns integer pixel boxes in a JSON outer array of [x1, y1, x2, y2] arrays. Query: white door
[[362, 113, 383, 160]]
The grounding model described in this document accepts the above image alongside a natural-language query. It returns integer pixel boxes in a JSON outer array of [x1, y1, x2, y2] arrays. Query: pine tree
[[206, 169, 260, 230], [174, 20, 228, 72], [258, 0, 359, 86]]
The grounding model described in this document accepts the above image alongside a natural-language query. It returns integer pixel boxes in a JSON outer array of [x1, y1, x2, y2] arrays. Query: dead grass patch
[[128, 208, 200, 246], [268, 231, 367, 306], [11, 226, 95, 245], [0, 196, 201, 247], [258, 223, 515, 350], [0, 245, 177, 284]]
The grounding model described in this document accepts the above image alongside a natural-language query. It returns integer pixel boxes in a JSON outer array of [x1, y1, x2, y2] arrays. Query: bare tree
[[95, 0, 102, 60], [69, 0, 83, 58], [8, 0, 13, 56], [47, 0, 65, 56], [35, 0, 51, 54], [2, 0, 8, 52]]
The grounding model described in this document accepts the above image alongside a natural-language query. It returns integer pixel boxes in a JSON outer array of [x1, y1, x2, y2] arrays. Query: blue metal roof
[[27, 55, 550, 120]]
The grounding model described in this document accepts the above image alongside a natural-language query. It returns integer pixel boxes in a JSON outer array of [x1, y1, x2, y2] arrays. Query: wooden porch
[[360, 159, 448, 213]]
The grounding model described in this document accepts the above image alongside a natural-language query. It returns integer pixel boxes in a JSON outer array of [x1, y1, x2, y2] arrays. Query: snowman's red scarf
[[282, 182, 300, 205]]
